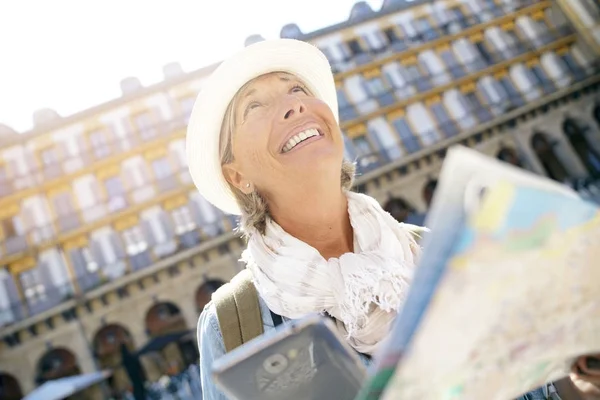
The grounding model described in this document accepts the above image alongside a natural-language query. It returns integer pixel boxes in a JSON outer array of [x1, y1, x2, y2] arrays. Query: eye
[[291, 84, 307, 94], [243, 101, 261, 118]]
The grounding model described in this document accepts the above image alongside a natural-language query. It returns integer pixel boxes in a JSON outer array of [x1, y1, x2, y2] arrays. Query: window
[[104, 176, 125, 198], [81, 248, 98, 273], [482, 0, 502, 16], [347, 39, 364, 56], [499, 76, 525, 107], [474, 42, 494, 66], [104, 176, 127, 212], [135, 112, 156, 141], [392, 118, 421, 153], [440, 50, 465, 78], [561, 54, 586, 81], [20, 269, 46, 304], [383, 27, 400, 43], [369, 124, 400, 160], [503, 29, 526, 57], [403, 65, 430, 92], [352, 136, 380, 172], [89, 131, 111, 159], [122, 226, 148, 255], [172, 206, 196, 234], [430, 103, 459, 137], [530, 65, 554, 93], [318, 47, 336, 64], [52, 192, 75, 217], [152, 158, 173, 181], [413, 18, 438, 41], [1, 218, 17, 238], [364, 77, 388, 97], [352, 136, 373, 156], [181, 97, 196, 123], [337, 88, 357, 120], [448, 7, 467, 29], [464, 92, 493, 122], [40, 148, 58, 167]]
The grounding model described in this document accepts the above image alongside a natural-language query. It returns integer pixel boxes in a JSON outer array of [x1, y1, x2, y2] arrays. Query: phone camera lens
[[263, 354, 288, 375]]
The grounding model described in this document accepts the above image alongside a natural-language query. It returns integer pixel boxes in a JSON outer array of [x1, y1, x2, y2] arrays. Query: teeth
[[282, 128, 320, 153]]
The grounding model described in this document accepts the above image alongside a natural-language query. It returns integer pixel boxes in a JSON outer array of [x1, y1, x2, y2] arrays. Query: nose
[[282, 96, 306, 120]]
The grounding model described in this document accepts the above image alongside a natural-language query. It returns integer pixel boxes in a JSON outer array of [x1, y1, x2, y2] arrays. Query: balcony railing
[[1, 115, 189, 199], [329, 0, 547, 74], [351, 60, 600, 176], [0, 215, 232, 328], [0, 162, 194, 259], [0, 27, 590, 259], [338, 24, 578, 121]]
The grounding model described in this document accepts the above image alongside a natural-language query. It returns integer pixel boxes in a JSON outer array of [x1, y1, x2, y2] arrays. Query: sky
[[0, 0, 383, 133]]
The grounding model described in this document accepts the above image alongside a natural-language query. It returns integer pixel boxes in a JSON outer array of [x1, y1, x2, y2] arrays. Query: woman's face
[[223, 72, 345, 200]]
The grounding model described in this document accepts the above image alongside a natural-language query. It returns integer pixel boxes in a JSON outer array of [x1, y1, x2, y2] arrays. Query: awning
[[136, 330, 193, 356], [24, 370, 112, 400]]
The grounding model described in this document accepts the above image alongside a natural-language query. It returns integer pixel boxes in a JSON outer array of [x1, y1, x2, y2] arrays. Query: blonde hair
[[219, 74, 356, 235]]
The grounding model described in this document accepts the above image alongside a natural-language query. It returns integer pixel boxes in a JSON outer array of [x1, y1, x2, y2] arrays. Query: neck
[[269, 183, 354, 260]]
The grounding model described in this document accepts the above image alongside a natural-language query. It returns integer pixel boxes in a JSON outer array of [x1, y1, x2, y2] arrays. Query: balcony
[[0, 281, 75, 328], [1, 115, 189, 200], [156, 175, 180, 193], [0, 216, 231, 328], [3, 235, 28, 256], [352, 63, 600, 177], [2, 165, 191, 261], [329, 0, 543, 74], [338, 25, 578, 123]]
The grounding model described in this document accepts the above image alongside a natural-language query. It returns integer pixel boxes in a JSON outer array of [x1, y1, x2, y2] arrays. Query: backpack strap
[[212, 269, 264, 353]]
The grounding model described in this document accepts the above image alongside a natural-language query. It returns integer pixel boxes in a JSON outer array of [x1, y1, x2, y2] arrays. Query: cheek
[[233, 126, 272, 171], [312, 100, 341, 135]]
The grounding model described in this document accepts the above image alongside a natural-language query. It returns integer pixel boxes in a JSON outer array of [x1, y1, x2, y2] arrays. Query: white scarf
[[241, 191, 424, 355]]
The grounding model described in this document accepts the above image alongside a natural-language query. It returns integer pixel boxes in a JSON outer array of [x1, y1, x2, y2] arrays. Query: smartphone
[[586, 357, 600, 370], [211, 315, 367, 400]]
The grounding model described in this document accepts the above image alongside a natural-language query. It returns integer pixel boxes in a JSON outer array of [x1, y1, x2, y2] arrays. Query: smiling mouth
[[281, 128, 323, 153]]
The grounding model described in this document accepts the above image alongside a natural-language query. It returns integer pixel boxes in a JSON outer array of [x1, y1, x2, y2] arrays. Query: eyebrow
[[242, 75, 294, 99]]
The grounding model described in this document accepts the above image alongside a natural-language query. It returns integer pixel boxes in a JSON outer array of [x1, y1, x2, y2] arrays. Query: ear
[[222, 163, 252, 194]]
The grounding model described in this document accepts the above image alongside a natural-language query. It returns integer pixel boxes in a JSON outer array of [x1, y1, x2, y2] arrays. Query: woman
[[186, 39, 600, 399]]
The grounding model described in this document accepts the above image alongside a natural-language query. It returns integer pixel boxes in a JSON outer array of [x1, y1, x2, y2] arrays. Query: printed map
[[380, 181, 600, 400]]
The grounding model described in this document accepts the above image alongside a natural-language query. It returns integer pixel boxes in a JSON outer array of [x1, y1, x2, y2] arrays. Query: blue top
[[197, 296, 559, 400]]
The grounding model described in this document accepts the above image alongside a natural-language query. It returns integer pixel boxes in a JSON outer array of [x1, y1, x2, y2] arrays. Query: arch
[[562, 117, 600, 177], [383, 197, 415, 223], [36, 347, 81, 385], [144, 301, 187, 337], [422, 179, 438, 208], [0, 373, 23, 400], [496, 146, 523, 167], [530, 132, 570, 182], [93, 324, 135, 360], [196, 280, 225, 312], [93, 324, 135, 394]]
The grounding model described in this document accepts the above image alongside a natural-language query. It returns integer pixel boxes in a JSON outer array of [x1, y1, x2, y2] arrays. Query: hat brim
[[186, 39, 339, 216]]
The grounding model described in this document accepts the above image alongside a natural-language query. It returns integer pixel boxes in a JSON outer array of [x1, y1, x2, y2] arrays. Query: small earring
[[245, 183, 250, 188]]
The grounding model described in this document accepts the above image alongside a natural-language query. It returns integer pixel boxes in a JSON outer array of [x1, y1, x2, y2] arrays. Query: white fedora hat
[[186, 39, 339, 216]]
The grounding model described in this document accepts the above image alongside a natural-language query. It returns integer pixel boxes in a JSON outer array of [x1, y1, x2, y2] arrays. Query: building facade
[[1, 0, 600, 398]]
